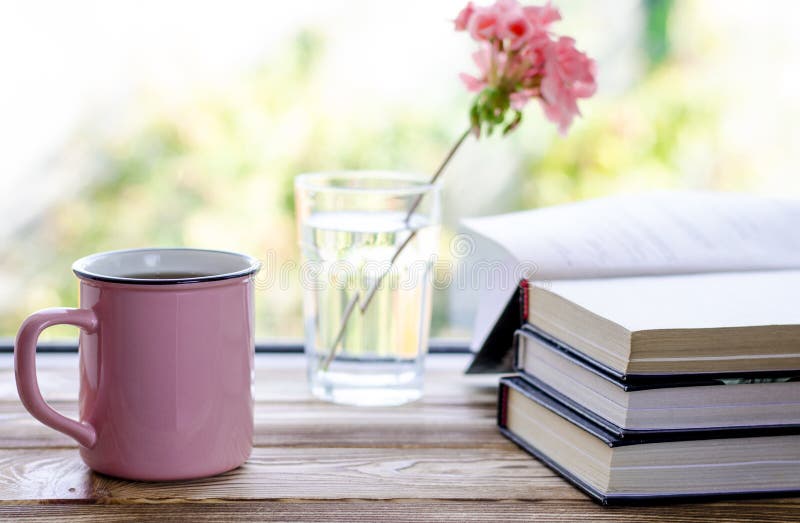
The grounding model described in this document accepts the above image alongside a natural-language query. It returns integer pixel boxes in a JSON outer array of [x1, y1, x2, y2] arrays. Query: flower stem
[[403, 127, 471, 226], [318, 127, 472, 371]]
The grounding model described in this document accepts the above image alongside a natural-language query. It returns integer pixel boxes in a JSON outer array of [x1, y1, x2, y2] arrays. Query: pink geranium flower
[[499, 9, 533, 49], [468, 6, 501, 41], [454, 0, 596, 136]]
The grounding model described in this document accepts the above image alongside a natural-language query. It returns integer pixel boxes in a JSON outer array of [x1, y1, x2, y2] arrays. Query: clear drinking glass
[[294, 171, 441, 406]]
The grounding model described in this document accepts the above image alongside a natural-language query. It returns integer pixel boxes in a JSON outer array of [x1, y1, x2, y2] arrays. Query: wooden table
[[0, 353, 797, 521]]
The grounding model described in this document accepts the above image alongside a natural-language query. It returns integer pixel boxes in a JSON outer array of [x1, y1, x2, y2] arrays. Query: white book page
[[547, 270, 800, 331], [461, 191, 800, 350]]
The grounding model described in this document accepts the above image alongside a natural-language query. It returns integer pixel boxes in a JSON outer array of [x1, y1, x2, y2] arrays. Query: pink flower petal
[[523, 3, 562, 27], [472, 48, 492, 76], [510, 91, 531, 110], [459, 73, 487, 92], [468, 8, 500, 41], [454, 2, 474, 31]]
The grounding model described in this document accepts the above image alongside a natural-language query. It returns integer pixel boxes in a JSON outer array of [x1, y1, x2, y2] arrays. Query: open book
[[460, 191, 800, 373]]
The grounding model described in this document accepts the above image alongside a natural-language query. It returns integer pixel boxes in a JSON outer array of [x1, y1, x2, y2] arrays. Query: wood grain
[[0, 354, 498, 405], [4, 500, 800, 522], [0, 353, 797, 520], [0, 447, 578, 502], [0, 402, 506, 449]]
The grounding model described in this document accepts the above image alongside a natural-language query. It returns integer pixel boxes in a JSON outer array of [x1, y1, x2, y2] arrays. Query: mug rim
[[72, 247, 261, 286]]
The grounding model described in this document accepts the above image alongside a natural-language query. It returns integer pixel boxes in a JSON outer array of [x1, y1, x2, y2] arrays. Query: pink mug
[[14, 248, 260, 481]]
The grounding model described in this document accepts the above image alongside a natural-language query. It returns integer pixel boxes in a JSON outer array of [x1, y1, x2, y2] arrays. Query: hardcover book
[[522, 270, 800, 375], [514, 327, 800, 434], [498, 376, 800, 504]]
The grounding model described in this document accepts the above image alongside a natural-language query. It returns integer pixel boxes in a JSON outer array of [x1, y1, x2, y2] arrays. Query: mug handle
[[15, 308, 98, 448]]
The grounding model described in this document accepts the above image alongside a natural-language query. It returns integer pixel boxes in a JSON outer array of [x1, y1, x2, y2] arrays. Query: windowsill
[[0, 338, 471, 354]]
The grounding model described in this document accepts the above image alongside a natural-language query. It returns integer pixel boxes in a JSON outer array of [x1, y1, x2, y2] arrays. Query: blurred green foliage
[[0, 30, 457, 339], [644, 0, 674, 68], [1, 1, 731, 340], [520, 64, 718, 207]]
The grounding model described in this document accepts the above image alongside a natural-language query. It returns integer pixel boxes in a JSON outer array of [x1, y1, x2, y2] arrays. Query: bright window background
[[1, 0, 799, 340]]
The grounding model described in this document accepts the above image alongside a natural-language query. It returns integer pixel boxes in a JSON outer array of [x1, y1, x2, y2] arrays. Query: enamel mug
[[14, 248, 260, 481]]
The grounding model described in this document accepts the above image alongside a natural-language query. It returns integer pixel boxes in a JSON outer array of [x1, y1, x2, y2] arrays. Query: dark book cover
[[498, 376, 800, 505], [465, 283, 523, 374]]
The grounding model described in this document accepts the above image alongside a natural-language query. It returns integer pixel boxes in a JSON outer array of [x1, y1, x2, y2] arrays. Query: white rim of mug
[[72, 247, 262, 285]]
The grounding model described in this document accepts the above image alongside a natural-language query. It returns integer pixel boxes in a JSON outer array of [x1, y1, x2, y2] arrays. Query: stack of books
[[497, 270, 800, 504]]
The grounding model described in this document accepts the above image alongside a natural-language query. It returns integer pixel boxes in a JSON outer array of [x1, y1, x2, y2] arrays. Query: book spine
[[497, 382, 510, 428], [520, 279, 529, 323], [513, 330, 525, 373]]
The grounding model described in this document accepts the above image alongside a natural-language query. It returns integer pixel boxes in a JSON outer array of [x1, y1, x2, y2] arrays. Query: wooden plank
[[3, 448, 797, 523], [2, 353, 798, 521], [0, 402, 508, 449], [3, 499, 800, 522], [0, 447, 581, 503], [0, 353, 503, 450], [0, 354, 498, 405]]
